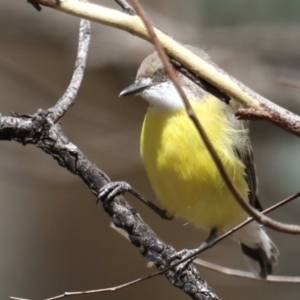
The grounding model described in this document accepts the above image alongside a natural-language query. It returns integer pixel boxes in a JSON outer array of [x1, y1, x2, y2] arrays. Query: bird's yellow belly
[[140, 99, 249, 233], [147, 160, 248, 231]]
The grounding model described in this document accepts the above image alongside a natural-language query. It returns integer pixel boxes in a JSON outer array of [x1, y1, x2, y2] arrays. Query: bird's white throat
[[139, 80, 191, 112]]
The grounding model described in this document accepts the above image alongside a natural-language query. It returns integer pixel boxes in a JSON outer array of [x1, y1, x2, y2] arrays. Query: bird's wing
[[235, 146, 262, 211]]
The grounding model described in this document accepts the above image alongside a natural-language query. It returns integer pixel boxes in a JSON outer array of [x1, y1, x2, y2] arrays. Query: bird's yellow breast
[[140, 95, 250, 232]]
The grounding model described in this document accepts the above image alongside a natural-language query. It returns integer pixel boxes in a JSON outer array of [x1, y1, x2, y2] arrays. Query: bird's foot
[[168, 248, 198, 276], [97, 181, 131, 204], [97, 181, 172, 220], [169, 231, 217, 275]]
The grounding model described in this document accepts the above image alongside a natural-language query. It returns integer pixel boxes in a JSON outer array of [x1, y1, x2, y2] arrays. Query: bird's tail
[[232, 222, 279, 279]]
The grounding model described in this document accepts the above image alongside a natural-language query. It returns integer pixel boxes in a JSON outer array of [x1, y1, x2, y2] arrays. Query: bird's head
[[119, 46, 211, 111]]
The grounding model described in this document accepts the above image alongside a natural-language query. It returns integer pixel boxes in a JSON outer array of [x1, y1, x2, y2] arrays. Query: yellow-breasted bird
[[115, 46, 279, 279]]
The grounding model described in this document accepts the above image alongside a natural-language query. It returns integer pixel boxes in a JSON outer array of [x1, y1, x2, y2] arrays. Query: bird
[[117, 46, 279, 279]]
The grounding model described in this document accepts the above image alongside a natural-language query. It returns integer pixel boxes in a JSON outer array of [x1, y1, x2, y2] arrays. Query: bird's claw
[[98, 181, 131, 204], [169, 248, 198, 276]]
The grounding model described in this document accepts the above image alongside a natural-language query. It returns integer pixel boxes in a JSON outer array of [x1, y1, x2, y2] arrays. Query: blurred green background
[[0, 1, 300, 299]]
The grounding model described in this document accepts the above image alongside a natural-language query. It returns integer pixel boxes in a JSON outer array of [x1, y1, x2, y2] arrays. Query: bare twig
[[278, 78, 300, 90], [131, 0, 300, 236], [115, 0, 135, 15], [34, 0, 300, 137], [21, 190, 297, 300], [18, 257, 285, 300], [189, 192, 300, 257], [114, 191, 300, 284], [48, 18, 91, 122], [148, 257, 300, 283], [120, 192, 300, 284], [193, 258, 300, 283], [237, 108, 273, 121], [10, 276, 146, 300], [142, 192, 300, 280], [131, 0, 223, 296]]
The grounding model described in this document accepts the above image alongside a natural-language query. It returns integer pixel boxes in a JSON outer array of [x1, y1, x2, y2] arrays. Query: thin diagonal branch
[[118, 192, 300, 283], [140, 192, 300, 280], [48, 18, 90, 122], [278, 78, 300, 90], [131, 0, 300, 235], [10, 276, 146, 300], [194, 258, 300, 283], [18, 191, 297, 300], [189, 192, 300, 258]]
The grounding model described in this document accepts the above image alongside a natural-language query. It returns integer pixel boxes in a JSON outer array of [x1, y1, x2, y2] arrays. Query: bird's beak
[[119, 81, 151, 97]]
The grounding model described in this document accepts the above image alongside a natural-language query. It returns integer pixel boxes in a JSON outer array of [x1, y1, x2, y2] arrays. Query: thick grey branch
[[0, 110, 219, 300]]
